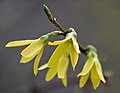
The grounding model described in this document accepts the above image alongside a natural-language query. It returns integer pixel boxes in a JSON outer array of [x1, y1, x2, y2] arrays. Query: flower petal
[[20, 51, 38, 63], [77, 58, 94, 76], [61, 74, 67, 87], [21, 39, 43, 58], [48, 40, 70, 67], [58, 52, 69, 79], [95, 58, 106, 83], [79, 73, 89, 88], [91, 65, 101, 90], [20, 56, 34, 63], [72, 37, 80, 53], [70, 45, 79, 70], [6, 40, 33, 47], [45, 62, 58, 81], [38, 63, 48, 70], [48, 37, 70, 46], [34, 47, 44, 75]]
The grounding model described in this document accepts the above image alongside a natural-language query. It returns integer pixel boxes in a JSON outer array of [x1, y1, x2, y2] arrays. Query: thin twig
[[79, 44, 87, 54], [50, 18, 66, 33]]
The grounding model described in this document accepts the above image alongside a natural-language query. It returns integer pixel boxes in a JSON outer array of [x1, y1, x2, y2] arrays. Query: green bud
[[67, 28, 77, 38], [86, 45, 97, 52], [87, 51, 97, 58], [86, 45, 97, 58], [67, 28, 73, 33], [41, 35, 50, 44], [43, 4, 53, 20]]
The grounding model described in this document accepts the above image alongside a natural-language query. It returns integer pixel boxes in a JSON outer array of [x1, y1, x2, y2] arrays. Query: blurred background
[[0, 0, 120, 93]]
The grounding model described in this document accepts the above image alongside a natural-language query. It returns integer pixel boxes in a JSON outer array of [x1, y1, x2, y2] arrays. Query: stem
[[50, 18, 66, 33], [79, 44, 87, 54]]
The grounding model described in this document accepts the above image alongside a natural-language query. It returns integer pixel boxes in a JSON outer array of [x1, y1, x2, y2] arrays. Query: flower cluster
[[6, 28, 106, 89]]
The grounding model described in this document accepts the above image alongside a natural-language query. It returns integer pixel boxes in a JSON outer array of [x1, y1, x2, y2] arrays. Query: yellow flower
[[6, 35, 50, 75], [38, 28, 80, 86], [38, 52, 69, 87], [77, 45, 106, 89], [48, 28, 80, 70]]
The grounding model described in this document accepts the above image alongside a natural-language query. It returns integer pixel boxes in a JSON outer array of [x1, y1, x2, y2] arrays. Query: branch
[[43, 4, 66, 33]]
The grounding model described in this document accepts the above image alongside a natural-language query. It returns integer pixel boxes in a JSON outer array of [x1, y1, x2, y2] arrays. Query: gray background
[[0, 0, 120, 93]]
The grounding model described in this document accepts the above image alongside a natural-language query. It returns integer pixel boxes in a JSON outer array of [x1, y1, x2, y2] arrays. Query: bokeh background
[[0, 0, 120, 93]]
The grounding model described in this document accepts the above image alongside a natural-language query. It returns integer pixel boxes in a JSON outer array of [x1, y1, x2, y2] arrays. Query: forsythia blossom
[[5, 31, 62, 75], [48, 28, 80, 70], [77, 45, 106, 89], [38, 28, 80, 86]]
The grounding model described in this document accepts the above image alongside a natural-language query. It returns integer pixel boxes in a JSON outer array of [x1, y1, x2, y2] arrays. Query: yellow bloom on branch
[[48, 28, 80, 70], [38, 28, 80, 86], [6, 35, 50, 75], [77, 45, 106, 89]]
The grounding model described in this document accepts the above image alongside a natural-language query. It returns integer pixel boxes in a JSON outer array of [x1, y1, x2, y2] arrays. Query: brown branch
[[50, 18, 66, 33]]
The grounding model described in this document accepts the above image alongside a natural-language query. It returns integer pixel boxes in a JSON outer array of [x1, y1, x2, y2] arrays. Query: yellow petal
[[48, 37, 70, 46], [6, 40, 33, 47], [20, 51, 38, 63], [72, 37, 80, 53], [38, 63, 48, 70], [70, 45, 79, 70], [58, 52, 69, 78], [34, 47, 44, 75], [20, 56, 34, 63], [91, 65, 101, 90], [77, 58, 94, 76], [79, 73, 89, 88], [48, 40, 70, 67], [61, 74, 67, 87], [21, 39, 43, 58], [95, 58, 106, 83], [45, 62, 58, 81]]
